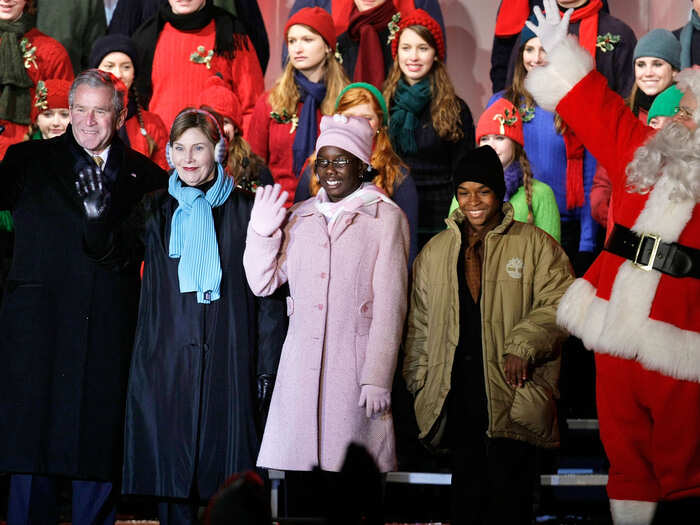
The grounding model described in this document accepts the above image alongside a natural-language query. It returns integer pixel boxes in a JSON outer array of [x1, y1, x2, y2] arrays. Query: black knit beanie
[[89, 34, 139, 75], [453, 145, 506, 201]]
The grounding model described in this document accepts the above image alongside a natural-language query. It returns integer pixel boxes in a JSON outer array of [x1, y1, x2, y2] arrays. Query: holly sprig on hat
[[596, 33, 620, 53], [190, 45, 214, 69], [492, 108, 518, 135], [386, 13, 401, 45], [34, 80, 48, 111], [20, 37, 37, 70]]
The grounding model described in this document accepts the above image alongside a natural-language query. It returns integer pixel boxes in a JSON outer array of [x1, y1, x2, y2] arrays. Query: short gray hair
[[69, 69, 126, 116], [676, 68, 700, 125]]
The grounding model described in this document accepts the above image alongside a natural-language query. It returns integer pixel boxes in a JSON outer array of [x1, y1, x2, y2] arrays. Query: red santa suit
[[0, 28, 73, 159], [526, 36, 700, 512]]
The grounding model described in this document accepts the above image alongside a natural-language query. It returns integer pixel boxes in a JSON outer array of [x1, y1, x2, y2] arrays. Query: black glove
[[573, 250, 596, 277], [75, 166, 111, 220], [257, 373, 275, 417]]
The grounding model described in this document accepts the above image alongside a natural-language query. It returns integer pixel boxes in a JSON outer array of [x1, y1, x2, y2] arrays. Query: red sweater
[[247, 93, 321, 207], [148, 21, 264, 132], [125, 108, 169, 171], [0, 28, 73, 160]]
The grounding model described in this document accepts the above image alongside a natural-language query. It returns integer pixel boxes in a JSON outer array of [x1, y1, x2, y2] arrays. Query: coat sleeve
[[402, 246, 431, 395], [359, 207, 409, 390], [531, 181, 561, 243], [0, 143, 28, 209], [246, 94, 271, 161], [231, 34, 265, 136], [391, 173, 419, 269], [243, 221, 289, 297], [590, 163, 611, 227], [504, 230, 574, 362], [255, 286, 287, 376]]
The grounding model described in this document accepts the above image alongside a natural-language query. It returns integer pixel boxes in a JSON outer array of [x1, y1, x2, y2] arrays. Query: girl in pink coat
[[243, 114, 409, 472]]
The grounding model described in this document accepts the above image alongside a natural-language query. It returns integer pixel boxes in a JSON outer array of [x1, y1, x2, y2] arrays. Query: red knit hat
[[197, 75, 242, 130], [31, 78, 71, 122], [476, 98, 524, 147], [284, 7, 336, 51], [391, 9, 445, 62]]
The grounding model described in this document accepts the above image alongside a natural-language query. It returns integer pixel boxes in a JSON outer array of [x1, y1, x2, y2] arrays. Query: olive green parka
[[403, 204, 574, 449]]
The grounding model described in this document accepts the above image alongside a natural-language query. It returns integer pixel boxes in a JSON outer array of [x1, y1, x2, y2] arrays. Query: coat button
[[320, 241, 328, 248], [320, 272, 327, 279], [361, 305, 367, 312], [317, 304, 324, 310], [345, 218, 352, 225]]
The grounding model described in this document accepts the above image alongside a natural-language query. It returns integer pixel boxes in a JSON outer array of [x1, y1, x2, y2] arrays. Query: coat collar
[[445, 201, 515, 240]]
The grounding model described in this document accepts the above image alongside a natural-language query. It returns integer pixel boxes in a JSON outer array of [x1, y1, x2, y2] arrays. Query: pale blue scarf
[[168, 164, 234, 303]]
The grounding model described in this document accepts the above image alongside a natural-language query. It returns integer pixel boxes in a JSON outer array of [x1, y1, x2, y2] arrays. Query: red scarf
[[561, 0, 603, 209], [348, 1, 397, 88], [494, 0, 530, 37]]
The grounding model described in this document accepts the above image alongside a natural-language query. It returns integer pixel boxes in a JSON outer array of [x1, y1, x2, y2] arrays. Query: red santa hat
[[197, 75, 242, 131], [476, 98, 524, 146], [31, 78, 71, 122], [284, 7, 336, 51], [391, 9, 445, 62]]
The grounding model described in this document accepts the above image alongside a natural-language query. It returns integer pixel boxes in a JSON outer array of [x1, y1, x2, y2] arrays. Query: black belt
[[604, 224, 700, 279]]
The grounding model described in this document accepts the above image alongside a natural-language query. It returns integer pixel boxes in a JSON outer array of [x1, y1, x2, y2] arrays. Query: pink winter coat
[[243, 186, 409, 472]]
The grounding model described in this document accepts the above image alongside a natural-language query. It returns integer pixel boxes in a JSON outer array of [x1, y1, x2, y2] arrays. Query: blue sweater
[[488, 92, 599, 253]]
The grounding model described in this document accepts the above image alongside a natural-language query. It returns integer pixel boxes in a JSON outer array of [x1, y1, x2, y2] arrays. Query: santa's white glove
[[359, 385, 391, 418], [525, 0, 573, 54], [249, 184, 288, 237]]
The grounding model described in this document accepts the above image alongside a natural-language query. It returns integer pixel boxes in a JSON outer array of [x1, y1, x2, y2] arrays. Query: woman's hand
[[249, 184, 288, 237], [359, 385, 391, 418], [504, 355, 529, 389], [525, 0, 573, 54]]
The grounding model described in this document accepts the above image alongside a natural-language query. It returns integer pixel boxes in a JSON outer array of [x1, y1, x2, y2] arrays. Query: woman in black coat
[[121, 108, 285, 524]]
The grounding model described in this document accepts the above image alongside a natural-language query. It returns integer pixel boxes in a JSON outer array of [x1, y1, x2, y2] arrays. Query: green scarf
[[388, 77, 431, 156], [0, 211, 13, 232], [0, 13, 36, 125]]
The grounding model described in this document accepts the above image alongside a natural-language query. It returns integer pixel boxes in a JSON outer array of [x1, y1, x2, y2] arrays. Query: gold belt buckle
[[633, 232, 661, 271]]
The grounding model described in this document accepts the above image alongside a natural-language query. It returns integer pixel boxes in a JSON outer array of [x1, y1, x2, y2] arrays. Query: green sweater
[[448, 179, 561, 242]]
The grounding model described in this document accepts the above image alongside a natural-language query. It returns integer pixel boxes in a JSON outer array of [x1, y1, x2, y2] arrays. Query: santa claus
[[524, 1, 700, 524]]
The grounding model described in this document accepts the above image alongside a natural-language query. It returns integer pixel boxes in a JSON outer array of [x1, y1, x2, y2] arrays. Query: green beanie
[[647, 85, 683, 124]]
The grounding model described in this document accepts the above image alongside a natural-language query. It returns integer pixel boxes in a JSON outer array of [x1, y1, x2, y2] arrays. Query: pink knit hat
[[315, 114, 374, 165]]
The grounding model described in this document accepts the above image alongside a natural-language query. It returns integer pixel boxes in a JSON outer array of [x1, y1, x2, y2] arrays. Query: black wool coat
[[0, 128, 167, 481], [121, 188, 286, 500]]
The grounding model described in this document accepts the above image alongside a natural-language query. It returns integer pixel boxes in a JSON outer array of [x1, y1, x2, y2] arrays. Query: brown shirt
[[461, 213, 503, 303]]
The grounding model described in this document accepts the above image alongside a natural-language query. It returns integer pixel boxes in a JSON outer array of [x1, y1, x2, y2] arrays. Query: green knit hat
[[335, 82, 389, 126], [634, 28, 681, 71], [647, 84, 683, 124]]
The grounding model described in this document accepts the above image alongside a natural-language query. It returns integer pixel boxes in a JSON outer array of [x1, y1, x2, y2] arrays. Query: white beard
[[625, 121, 700, 203]]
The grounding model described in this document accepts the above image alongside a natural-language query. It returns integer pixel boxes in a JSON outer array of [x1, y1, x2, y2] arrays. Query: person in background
[[0, 68, 166, 525], [35, 0, 106, 74], [196, 75, 274, 191], [404, 145, 573, 525], [590, 29, 680, 235], [27, 78, 72, 140], [91, 33, 169, 170], [525, 2, 700, 520], [295, 82, 418, 266], [0, 0, 73, 159], [244, 115, 409, 477], [132, 0, 264, 132], [674, 0, 700, 68], [283, 0, 446, 65], [121, 108, 285, 525], [448, 97, 560, 242], [384, 9, 474, 248], [489, 0, 610, 93], [335, 0, 397, 89], [247, 7, 348, 207]]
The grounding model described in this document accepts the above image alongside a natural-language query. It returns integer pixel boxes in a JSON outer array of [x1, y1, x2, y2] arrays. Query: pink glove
[[249, 184, 289, 237], [359, 385, 391, 418]]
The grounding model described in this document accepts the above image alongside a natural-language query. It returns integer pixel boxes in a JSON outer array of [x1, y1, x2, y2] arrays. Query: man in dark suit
[[0, 69, 166, 525]]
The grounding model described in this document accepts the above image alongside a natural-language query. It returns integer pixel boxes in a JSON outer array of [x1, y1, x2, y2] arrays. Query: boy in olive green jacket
[[404, 145, 574, 525]]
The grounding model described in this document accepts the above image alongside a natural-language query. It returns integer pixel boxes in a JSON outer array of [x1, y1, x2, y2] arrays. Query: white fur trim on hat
[[525, 35, 595, 112]]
